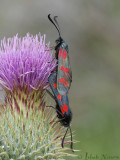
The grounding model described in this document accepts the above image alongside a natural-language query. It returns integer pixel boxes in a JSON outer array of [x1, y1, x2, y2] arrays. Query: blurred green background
[[0, 0, 120, 159]]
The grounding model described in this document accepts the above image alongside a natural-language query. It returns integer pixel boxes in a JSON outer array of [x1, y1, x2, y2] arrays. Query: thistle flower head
[[0, 33, 77, 159], [0, 33, 56, 91]]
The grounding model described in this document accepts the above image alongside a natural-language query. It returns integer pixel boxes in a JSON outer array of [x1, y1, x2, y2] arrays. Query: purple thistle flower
[[0, 33, 56, 91], [0, 33, 76, 159]]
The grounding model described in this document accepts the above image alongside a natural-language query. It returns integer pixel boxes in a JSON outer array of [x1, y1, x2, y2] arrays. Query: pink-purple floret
[[0, 33, 56, 91]]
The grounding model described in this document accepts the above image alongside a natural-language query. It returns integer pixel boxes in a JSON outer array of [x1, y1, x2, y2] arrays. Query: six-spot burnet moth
[[47, 14, 73, 151], [48, 14, 72, 96], [47, 72, 73, 149]]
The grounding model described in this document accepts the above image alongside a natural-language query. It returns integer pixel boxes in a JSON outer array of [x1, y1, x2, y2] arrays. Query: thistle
[[0, 33, 76, 159]]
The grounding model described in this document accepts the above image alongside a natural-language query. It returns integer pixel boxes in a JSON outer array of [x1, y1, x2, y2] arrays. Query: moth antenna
[[69, 126, 74, 152], [61, 127, 69, 148], [54, 16, 61, 37], [48, 14, 61, 37]]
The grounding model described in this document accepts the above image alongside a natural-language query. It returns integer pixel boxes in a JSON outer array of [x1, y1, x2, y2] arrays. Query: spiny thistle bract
[[0, 33, 76, 159]]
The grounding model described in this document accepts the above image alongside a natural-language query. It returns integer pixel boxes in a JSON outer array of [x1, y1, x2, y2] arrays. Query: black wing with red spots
[[48, 72, 71, 116], [57, 42, 72, 95]]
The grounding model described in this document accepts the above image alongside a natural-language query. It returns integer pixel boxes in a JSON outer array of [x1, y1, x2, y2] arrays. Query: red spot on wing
[[60, 104, 68, 114], [62, 49, 67, 59], [57, 94, 61, 100], [63, 104, 68, 112], [60, 66, 64, 71], [59, 78, 65, 83], [64, 68, 69, 73], [60, 106, 65, 114], [64, 80, 70, 87], [59, 48, 62, 58], [59, 78, 69, 88], [53, 83, 57, 88]]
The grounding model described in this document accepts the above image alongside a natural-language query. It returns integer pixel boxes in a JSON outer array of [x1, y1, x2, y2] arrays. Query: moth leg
[[45, 46, 55, 51], [46, 105, 63, 117], [46, 89, 55, 100], [46, 105, 56, 109], [50, 46, 55, 50], [47, 58, 57, 66]]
